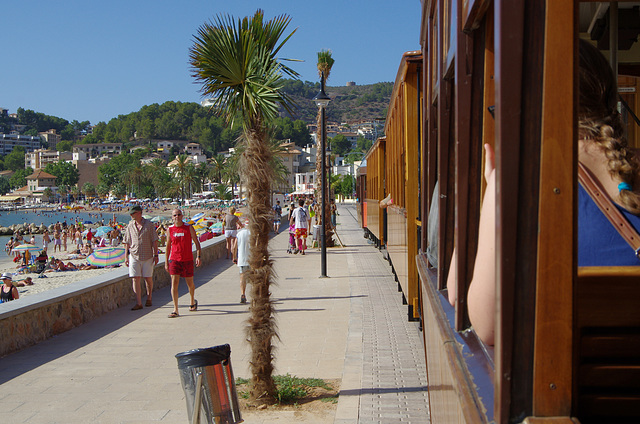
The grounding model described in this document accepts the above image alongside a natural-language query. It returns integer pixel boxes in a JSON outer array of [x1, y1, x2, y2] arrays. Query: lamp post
[[313, 72, 330, 278]]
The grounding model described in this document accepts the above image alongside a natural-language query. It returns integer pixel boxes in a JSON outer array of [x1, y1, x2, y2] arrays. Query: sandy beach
[[0, 256, 122, 298], [0, 204, 240, 300]]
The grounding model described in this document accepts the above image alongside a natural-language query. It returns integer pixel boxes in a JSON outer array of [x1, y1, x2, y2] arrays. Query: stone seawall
[[0, 237, 228, 358]]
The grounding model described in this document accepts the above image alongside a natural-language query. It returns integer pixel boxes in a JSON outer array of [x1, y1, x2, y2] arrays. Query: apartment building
[[39, 129, 61, 150], [72, 143, 123, 160], [25, 149, 73, 169], [0, 132, 42, 155]]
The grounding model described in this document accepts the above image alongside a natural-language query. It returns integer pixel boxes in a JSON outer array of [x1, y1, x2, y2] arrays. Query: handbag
[[578, 162, 640, 258]]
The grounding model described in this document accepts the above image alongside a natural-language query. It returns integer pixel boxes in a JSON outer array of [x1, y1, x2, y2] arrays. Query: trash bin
[[313, 224, 322, 241], [175, 344, 243, 424]]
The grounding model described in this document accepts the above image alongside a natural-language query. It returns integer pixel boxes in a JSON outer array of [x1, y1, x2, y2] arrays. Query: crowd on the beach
[[1, 195, 339, 306]]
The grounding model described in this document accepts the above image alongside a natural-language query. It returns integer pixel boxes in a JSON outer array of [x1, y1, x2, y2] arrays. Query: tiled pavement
[[0, 203, 429, 423]]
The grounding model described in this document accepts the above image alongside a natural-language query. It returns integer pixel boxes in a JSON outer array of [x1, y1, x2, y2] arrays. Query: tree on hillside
[[190, 9, 298, 405], [4, 146, 26, 171], [56, 140, 74, 152], [98, 152, 138, 187], [9, 168, 32, 189], [0, 176, 11, 195], [44, 161, 79, 187], [330, 134, 351, 157]]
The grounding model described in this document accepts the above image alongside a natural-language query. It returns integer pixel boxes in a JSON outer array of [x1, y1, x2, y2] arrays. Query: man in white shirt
[[236, 223, 250, 303]]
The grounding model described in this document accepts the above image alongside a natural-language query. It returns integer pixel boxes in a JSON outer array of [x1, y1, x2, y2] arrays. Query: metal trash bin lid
[[175, 344, 231, 369]]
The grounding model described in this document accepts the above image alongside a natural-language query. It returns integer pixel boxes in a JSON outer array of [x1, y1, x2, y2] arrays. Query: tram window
[[451, 40, 640, 346]]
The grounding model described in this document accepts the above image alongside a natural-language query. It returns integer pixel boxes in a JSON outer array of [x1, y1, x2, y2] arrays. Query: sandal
[[131, 304, 143, 311], [145, 298, 153, 307], [189, 300, 198, 311], [168, 312, 179, 318]]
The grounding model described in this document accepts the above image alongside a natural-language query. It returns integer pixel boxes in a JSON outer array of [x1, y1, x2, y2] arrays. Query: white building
[[25, 149, 72, 169], [72, 143, 123, 160], [294, 172, 315, 195], [0, 132, 42, 155]]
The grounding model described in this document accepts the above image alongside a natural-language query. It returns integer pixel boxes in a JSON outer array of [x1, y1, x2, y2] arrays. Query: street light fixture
[[313, 73, 330, 278]]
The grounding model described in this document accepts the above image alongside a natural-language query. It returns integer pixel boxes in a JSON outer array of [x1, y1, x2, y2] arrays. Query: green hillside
[[280, 80, 393, 124]]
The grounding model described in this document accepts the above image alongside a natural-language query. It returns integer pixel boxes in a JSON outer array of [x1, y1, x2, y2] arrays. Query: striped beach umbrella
[[11, 244, 42, 253], [87, 247, 126, 267]]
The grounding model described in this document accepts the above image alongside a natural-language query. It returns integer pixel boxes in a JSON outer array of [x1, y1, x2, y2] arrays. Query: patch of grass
[[321, 396, 339, 404], [235, 377, 250, 386], [235, 374, 334, 405]]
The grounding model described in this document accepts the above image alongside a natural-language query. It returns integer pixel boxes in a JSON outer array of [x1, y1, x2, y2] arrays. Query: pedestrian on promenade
[[165, 208, 202, 318], [0, 272, 19, 302], [123, 205, 159, 311], [273, 200, 282, 233], [330, 199, 338, 229], [223, 206, 243, 263], [236, 222, 250, 304], [290, 198, 310, 255]]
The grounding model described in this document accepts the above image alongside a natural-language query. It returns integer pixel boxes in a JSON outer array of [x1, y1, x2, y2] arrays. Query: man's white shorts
[[129, 256, 154, 278]]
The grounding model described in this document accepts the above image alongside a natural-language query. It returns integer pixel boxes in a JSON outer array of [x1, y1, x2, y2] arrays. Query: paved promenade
[[0, 203, 429, 423]]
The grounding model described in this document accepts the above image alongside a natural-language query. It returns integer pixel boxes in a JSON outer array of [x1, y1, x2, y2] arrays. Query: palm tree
[[147, 158, 170, 197], [43, 187, 53, 203], [196, 162, 210, 192], [315, 50, 335, 246], [210, 154, 226, 184], [82, 182, 96, 200], [183, 163, 198, 198], [172, 154, 190, 202], [213, 182, 233, 200], [190, 10, 298, 405], [58, 185, 69, 203], [126, 165, 145, 198]]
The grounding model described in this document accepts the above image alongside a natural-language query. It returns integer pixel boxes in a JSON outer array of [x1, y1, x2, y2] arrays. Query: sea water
[[0, 209, 129, 266]]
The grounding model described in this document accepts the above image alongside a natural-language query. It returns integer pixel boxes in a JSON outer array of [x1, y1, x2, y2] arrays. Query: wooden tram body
[[357, 1, 640, 422]]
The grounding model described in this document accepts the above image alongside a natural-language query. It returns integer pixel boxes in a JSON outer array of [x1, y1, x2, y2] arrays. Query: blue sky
[[2, 0, 420, 125]]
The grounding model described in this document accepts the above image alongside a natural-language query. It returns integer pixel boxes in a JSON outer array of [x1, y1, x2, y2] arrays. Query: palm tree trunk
[[315, 104, 334, 247], [243, 128, 278, 403]]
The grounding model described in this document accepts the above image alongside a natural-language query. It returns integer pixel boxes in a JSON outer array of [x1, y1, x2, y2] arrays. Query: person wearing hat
[[123, 204, 159, 310], [0, 272, 19, 302]]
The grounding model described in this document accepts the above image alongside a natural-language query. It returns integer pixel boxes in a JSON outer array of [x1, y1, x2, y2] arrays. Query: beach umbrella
[[143, 214, 152, 220], [150, 216, 162, 223], [87, 247, 126, 267], [95, 226, 113, 237], [11, 244, 41, 253]]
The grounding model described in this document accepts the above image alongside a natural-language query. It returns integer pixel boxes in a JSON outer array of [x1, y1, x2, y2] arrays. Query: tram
[[358, 1, 640, 423]]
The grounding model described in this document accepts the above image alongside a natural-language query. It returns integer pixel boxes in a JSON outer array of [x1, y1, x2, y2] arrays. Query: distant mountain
[[280, 80, 392, 124]]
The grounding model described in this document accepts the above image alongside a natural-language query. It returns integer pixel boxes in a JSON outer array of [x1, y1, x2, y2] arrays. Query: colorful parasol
[[95, 226, 113, 237], [87, 247, 126, 267], [11, 244, 42, 253]]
